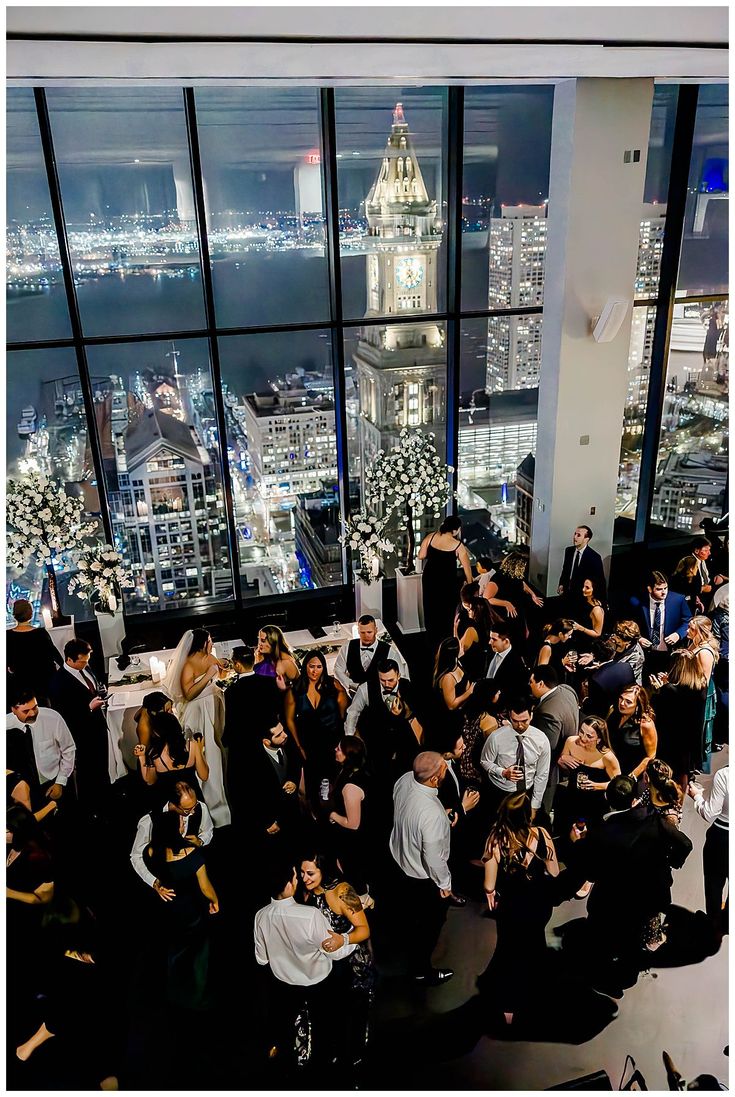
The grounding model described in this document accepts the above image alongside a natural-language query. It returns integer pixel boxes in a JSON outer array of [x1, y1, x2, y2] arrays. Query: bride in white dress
[[163, 628, 231, 827]]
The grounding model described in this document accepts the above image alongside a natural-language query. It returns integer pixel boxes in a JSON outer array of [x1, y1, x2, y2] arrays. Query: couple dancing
[[162, 628, 231, 828]]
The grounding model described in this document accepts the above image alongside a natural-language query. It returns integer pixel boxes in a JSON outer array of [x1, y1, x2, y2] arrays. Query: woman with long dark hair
[[133, 690, 173, 750], [537, 618, 577, 681], [432, 638, 475, 749], [284, 650, 347, 805], [148, 809, 220, 1010], [328, 737, 373, 903], [418, 516, 474, 643], [299, 851, 375, 1069], [571, 578, 606, 652], [670, 555, 702, 614], [162, 627, 230, 827], [477, 792, 559, 1025], [134, 710, 208, 806], [459, 598, 495, 681]]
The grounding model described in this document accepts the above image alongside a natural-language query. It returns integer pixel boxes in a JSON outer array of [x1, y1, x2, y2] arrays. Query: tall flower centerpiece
[[68, 544, 132, 614], [340, 510, 394, 584], [6, 471, 98, 624], [365, 428, 452, 573]]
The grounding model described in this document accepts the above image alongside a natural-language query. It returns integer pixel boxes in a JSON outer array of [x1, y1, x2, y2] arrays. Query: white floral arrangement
[[68, 544, 132, 613], [365, 429, 452, 571], [7, 470, 99, 570], [340, 511, 394, 585]]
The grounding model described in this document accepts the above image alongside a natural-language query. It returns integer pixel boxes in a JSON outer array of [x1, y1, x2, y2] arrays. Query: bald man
[[390, 752, 455, 985]]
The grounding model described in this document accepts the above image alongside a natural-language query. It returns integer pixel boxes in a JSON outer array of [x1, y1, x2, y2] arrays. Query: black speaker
[[547, 1071, 613, 1091]]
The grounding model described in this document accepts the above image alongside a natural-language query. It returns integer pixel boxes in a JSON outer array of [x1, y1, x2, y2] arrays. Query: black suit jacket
[[223, 674, 281, 751], [248, 740, 301, 835], [558, 544, 606, 600], [584, 659, 635, 716], [486, 647, 529, 708], [47, 666, 109, 786]]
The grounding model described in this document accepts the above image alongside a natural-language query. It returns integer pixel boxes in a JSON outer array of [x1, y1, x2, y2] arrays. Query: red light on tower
[[305, 151, 321, 165], [393, 102, 405, 124]]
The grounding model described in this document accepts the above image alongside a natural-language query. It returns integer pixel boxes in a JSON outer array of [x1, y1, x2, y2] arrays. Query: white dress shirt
[[697, 557, 711, 586], [648, 596, 668, 651], [390, 771, 451, 891], [333, 639, 408, 694], [254, 896, 355, 985], [486, 644, 512, 680], [480, 723, 551, 810], [344, 677, 412, 736], [6, 708, 76, 786], [130, 802, 214, 888], [693, 766, 729, 829], [64, 662, 99, 691]]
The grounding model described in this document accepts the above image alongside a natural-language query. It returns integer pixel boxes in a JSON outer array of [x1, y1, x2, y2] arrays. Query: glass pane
[[336, 88, 447, 321], [218, 330, 340, 596], [6, 348, 103, 624], [86, 339, 233, 612], [616, 305, 658, 520], [635, 85, 678, 300], [7, 88, 72, 343], [651, 300, 728, 532], [344, 319, 447, 576], [463, 86, 554, 312], [46, 88, 207, 337], [195, 88, 330, 329], [677, 85, 729, 298], [457, 317, 542, 546]]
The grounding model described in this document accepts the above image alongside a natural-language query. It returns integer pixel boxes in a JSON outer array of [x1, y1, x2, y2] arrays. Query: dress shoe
[[447, 892, 467, 908], [414, 967, 454, 986]]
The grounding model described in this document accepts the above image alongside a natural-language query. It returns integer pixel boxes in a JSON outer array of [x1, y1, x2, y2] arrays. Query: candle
[[109, 594, 117, 613], [150, 657, 161, 683], [42, 608, 53, 630]]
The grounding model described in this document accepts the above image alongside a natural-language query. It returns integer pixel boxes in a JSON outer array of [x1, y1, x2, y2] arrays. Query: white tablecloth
[[105, 640, 245, 781], [284, 620, 386, 675]]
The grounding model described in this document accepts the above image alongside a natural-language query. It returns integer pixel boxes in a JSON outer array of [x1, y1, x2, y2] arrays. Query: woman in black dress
[[328, 736, 373, 902], [650, 649, 706, 794], [537, 618, 576, 681], [284, 651, 347, 806], [148, 810, 220, 1010], [571, 578, 606, 654], [433, 638, 475, 742], [418, 516, 474, 644], [134, 711, 208, 806], [483, 552, 544, 646], [459, 597, 495, 682], [607, 684, 657, 786], [478, 792, 559, 1026], [6, 598, 63, 704], [670, 555, 702, 614], [299, 852, 375, 1069]]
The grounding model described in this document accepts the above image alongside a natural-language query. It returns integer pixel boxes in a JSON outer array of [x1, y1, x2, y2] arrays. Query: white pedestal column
[[395, 568, 425, 634], [530, 78, 655, 596], [354, 577, 383, 621], [95, 609, 126, 660]]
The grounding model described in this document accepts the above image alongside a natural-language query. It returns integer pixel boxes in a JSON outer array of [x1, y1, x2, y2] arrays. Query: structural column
[[530, 78, 654, 595]]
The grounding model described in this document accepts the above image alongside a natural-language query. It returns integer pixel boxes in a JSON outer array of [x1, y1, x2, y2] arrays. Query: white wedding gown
[[180, 674, 231, 828]]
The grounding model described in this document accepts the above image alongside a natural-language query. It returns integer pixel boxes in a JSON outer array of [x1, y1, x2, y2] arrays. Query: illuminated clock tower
[[353, 103, 446, 487]]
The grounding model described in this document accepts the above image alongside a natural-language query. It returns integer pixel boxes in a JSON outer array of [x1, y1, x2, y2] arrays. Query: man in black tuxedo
[[223, 645, 281, 793], [485, 624, 530, 713], [557, 525, 606, 613], [248, 719, 302, 850], [436, 725, 481, 897], [47, 638, 110, 811]]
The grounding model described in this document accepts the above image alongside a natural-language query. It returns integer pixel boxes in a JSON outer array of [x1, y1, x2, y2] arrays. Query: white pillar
[[530, 78, 654, 596]]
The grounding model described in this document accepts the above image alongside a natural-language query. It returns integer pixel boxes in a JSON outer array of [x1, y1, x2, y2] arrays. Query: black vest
[[359, 678, 420, 780], [345, 638, 391, 685]]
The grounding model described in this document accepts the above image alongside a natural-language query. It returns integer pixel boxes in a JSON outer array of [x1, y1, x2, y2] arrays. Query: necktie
[[80, 668, 97, 694], [570, 549, 581, 582], [700, 560, 710, 585], [21, 726, 41, 790], [515, 735, 526, 792], [276, 748, 285, 767], [651, 602, 662, 647], [488, 653, 499, 679]]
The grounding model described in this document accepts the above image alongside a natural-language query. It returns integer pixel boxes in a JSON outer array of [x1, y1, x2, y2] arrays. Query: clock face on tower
[[395, 256, 425, 290]]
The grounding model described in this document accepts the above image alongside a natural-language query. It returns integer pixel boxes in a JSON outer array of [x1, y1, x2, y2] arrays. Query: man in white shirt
[[254, 862, 354, 1066], [333, 615, 408, 696], [390, 752, 454, 985], [480, 697, 551, 823], [7, 686, 76, 808], [130, 781, 213, 900], [688, 765, 729, 938]]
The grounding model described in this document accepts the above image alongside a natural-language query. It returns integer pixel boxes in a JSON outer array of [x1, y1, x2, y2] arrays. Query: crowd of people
[[5, 522, 730, 1085]]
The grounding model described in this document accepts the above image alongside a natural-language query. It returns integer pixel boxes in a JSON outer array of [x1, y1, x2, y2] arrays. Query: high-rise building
[[486, 205, 546, 393], [352, 104, 447, 483], [293, 485, 342, 588]]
